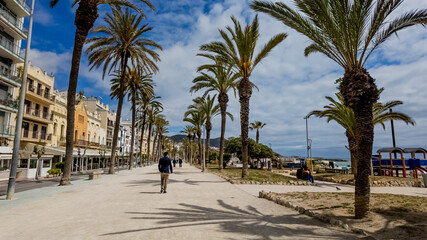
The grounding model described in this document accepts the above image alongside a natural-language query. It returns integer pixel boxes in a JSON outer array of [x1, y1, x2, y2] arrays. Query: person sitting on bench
[[302, 166, 314, 183]]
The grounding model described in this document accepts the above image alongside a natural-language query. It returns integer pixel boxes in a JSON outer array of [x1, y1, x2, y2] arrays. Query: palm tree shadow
[[101, 200, 356, 239]]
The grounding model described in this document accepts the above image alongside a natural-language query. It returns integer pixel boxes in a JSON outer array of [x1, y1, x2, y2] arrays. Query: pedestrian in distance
[[178, 158, 183, 167], [302, 166, 314, 183], [158, 152, 173, 193], [173, 159, 176, 167]]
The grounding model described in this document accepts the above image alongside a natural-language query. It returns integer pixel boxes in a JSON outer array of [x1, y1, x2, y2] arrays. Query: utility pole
[[304, 115, 309, 159], [6, 0, 36, 200], [390, 108, 397, 159]]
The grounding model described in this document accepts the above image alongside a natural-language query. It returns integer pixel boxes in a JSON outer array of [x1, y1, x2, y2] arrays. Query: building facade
[[19, 64, 55, 148], [51, 90, 66, 147], [0, 0, 30, 147]]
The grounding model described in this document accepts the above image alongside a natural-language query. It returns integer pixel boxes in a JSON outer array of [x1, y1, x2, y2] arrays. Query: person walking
[[158, 152, 173, 193], [173, 159, 177, 167], [178, 158, 183, 167]]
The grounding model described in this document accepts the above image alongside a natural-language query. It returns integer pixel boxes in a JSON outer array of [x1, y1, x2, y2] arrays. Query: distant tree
[[249, 121, 266, 144], [225, 137, 260, 162]]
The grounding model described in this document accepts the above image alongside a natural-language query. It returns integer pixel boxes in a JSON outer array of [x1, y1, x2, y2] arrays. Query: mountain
[[168, 134, 221, 148]]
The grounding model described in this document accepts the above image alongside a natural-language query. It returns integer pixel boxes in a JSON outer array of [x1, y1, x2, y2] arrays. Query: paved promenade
[[0, 164, 358, 240]]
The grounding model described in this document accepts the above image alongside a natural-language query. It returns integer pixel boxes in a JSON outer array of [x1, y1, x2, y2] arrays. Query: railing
[[74, 140, 100, 148], [14, 0, 31, 12], [0, 4, 25, 32], [0, 36, 21, 57], [22, 130, 51, 141], [27, 84, 55, 102], [24, 106, 53, 121], [0, 125, 15, 136], [107, 122, 114, 127], [107, 133, 113, 138], [0, 69, 21, 85], [0, 95, 18, 110]]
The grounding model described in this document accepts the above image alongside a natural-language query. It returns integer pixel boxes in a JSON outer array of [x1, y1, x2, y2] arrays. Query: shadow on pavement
[[124, 178, 225, 187], [101, 200, 356, 239]]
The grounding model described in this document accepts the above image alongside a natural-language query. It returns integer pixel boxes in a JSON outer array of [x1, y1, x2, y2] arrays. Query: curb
[[259, 191, 373, 237]]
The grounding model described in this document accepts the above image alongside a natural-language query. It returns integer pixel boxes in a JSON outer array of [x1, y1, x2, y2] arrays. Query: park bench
[[88, 170, 103, 180]]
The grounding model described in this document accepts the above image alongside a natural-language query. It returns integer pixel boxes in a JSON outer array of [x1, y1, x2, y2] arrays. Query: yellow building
[[51, 90, 66, 147], [74, 100, 88, 146], [18, 64, 55, 147]]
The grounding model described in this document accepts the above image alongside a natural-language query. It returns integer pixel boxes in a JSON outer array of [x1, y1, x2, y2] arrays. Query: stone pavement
[[236, 179, 427, 198], [0, 164, 360, 240]]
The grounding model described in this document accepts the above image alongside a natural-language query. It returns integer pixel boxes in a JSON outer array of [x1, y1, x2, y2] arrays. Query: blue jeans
[[305, 175, 314, 183]]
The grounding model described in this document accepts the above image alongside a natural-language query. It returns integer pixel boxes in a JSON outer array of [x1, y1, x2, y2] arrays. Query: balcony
[[74, 139, 100, 149], [0, 95, 18, 112], [5, 0, 30, 17], [21, 129, 51, 143], [23, 106, 53, 123], [26, 84, 55, 105], [0, 4, 27, 39], [0, 69, 21, 87], [0, 36, 23, 63], [0, 124, 15, 138]]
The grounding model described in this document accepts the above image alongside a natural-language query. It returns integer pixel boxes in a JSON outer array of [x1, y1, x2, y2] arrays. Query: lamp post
[[6, 0, 36, 200], [304, 115, 310, 160], [202, 126, 206, 172], [390, 108, 397, 159]]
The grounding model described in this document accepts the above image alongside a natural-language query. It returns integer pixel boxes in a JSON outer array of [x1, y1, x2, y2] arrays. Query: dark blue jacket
[[158, 157, 173, 173]]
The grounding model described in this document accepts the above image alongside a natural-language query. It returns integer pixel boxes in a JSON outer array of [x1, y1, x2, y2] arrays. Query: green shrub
[[47, 168, 61, 175], [55, 162, 65, 171]]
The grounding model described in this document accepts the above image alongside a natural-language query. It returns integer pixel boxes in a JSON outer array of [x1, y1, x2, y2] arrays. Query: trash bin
[[422, 173, 427, 188]]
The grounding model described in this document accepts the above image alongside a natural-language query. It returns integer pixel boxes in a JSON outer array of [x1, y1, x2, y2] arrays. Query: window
[[18, 159, 28, 168], [29, 159, 37, 169], [32, 124, 38, 139], [43, 159, 50, 168], [53, 123, 57, 135], [78, 115, 84, 123]]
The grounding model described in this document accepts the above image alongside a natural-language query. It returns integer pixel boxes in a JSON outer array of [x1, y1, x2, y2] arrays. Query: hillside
[[168, 134, 221, 148]]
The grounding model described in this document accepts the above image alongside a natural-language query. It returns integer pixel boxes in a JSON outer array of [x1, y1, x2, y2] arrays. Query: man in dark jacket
[[158, 152, 173, 193]]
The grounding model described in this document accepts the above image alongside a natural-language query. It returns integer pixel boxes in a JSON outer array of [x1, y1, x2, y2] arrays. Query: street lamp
[[304, 115, 310, 160]]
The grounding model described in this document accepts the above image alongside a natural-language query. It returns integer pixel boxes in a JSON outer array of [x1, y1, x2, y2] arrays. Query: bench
[[88, 170, 103, 180]]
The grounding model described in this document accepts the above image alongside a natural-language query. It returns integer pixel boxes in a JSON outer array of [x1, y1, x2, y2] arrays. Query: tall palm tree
[[251, 0, 427, 218], [154, 114, 168, 160], [125, 69, 154, 170], [51, 0, 154, 186], [191, 58, 239, 170], [183, 112, 205, 167], [137, 95, 162, 166], [181, 125, 196, 164], [86, 7, 161, 174], [146, 106, 162, 163], [309, 89, 415, 177], [185, 95, 228, 171], [249, 120, 266, 144], [199, 16, 286, 177]]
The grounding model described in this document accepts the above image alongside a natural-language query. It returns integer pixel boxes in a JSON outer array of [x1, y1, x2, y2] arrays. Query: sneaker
[[163, 191, 167, 194], [160, 190, 163, 193]]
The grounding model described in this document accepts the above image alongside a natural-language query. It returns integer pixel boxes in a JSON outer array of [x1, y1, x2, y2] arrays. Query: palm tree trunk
[[205, 120, 212, 168], [239, 78, 252, 178], [146, 122, 152, 164], [109, 53, 129, 174], [347, 131, 357, 178], [197, 132, 202, 165], [218, 93, 228, 170], [60, 2, 98, 186], [139, 112, 147, 166], [340, 67, 378, 219], [152, 131, 158, 162], [129, 95, 136, 170], [256, 129, 259, 144]]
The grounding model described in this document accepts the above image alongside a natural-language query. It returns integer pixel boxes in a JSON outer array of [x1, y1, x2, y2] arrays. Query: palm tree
[[125, 68, 154, 170], [249, 121, 266, 144], [199, 16, 286, 177], [51, 0, 154, 186], [86, 7, 161, 174], [309, 89, 415, 177], [251, 0, 427, 218], [183, 112, 205, 167], [137, 95, 162, 166], [154, 114, 169, 160], [185, 95, 228, 171], [181, 125, 196, 164], [146, 106, 162, 163], [191, 58, 239, 170]]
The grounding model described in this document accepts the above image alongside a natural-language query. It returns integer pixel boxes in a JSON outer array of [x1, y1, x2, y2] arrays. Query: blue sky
[[24, 0, 427, 158]]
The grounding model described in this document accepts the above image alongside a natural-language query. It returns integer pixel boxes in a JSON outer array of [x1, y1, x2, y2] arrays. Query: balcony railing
[[0, 37, 21, 57], [0, 4, 25, 32], [27, 85, 55, 102], [74, 140, 100, 148], [0, 125, 15, 137], [0, 95, 18, 110], [24, 106, 53, 121], [22, 130, 52, 142], [0, 69, 21, 85], [14, 0, 31, 12]]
